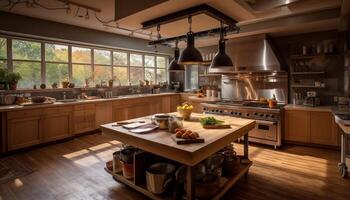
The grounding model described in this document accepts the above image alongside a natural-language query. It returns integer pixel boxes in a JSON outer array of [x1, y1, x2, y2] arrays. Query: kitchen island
[[101, 113, 255, 200]]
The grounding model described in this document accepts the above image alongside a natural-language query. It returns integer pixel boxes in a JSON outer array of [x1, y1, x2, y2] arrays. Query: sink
[[335, 114, 350, 126], [56, 99, 78, 103]]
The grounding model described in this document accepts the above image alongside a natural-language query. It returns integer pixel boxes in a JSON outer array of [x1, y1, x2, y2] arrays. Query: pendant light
[[169, 40, 185, 72], [210, 21, 234, 70], [178, 15, 203, 65]]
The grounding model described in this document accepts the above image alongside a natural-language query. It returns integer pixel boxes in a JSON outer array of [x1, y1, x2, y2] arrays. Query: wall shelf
[[290, 54, 340, 60], [291, 85, 326, 88], [290, 72, 325, 75]]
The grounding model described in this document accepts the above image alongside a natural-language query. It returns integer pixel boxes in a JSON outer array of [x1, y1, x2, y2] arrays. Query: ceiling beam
[[141, 4, 237, 29]]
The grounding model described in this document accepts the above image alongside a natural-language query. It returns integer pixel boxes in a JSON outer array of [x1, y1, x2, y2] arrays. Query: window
[[12, 39, 41, 88], [113, 51, 128, 86], [72, 46, 92, 87], [185, 65, 198, 91], [130, 54, 142, 67], [156, 56, 167, 83], [45, 44, 69, 87], [1, 36, 169, 89], [0, 37, 6, 68]]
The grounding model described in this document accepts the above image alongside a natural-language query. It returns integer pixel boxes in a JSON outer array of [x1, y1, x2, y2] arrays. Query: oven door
[[249, 120, 278, 141]]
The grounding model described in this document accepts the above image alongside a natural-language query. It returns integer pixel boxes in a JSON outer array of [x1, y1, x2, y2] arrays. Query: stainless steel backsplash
[[221, 73, 288, 103]]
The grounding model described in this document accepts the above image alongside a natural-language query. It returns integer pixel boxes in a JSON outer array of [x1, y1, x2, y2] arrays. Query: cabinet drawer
[[7, 109, 42, 119], [74, 104, 95, 111], [43, 106, 72, 115]]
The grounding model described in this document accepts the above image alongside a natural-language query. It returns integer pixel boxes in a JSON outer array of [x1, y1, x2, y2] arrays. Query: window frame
[[1, 34, 169, 89]]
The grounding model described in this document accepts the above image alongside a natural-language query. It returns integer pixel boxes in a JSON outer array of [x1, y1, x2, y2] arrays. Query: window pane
[[13, 61, 41, 89], [144, 55, 155, 68], [72, 47, 91, 64], [157, 69, 167, 83], [145, 68, 155, 82], [113, 67, 128, 86], [94, 49, 111, 65], [157, 56, 166, 68], [94, 65, 112, 84], [0, 38, 6, 59], [0, 60, 6, 68], [72, 64, 92, 87], [130, 67, 143, 85], [113, 52, 127, 65], [45, 44, 68, 62], [130, 54, 142, 67], [46, 63, 69, 87], [12, 40, 41, 61]]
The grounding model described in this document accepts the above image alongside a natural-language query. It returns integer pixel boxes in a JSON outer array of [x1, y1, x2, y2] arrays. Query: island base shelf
[[105, 162, 252, 200]]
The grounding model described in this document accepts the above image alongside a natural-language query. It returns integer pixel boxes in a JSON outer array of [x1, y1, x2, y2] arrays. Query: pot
[[120, 147, 137, 164], [121, 161, 134, 179], [151, 114, 170, 129], [9, 82, 17, 90], [146, 163, 175, 194]]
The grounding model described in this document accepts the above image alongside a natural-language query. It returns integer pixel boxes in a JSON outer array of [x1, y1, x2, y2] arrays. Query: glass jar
[[168, 116, 183, 133]]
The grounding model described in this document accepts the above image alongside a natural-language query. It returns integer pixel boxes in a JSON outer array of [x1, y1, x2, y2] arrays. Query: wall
[[0, 11, 172, 54]]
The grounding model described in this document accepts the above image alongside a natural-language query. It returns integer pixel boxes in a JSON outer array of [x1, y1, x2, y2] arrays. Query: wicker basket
[[177, 108, 192, 120]]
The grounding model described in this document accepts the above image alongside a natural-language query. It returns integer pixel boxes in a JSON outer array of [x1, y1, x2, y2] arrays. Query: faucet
[[63, 92, 66, 100]]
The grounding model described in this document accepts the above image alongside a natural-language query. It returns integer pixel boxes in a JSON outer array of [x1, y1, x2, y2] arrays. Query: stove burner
[[215, 100, 284, 109]]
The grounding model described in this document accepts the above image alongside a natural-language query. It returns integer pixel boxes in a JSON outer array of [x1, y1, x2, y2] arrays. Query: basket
[[177, 108, 192, 120]]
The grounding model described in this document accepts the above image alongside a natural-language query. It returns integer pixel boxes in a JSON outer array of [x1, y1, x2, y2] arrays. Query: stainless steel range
[[202, 101, 283, 149]]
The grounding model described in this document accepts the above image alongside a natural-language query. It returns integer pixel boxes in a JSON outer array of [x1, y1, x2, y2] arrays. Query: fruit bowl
[[177, 103, 193, 120], [31, 96, 47, 103]]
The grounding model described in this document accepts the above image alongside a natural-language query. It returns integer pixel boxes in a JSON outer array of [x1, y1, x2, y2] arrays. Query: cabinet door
[[74, 109, 96, 134], [95, 103, 113, 128], [310, 112, 336, 146], [285, 110, 310, 143], [113, 106, 129, 122], [170, 95, 181, 112], [8, 117, 41, 151], [41, 112, 72, 142]]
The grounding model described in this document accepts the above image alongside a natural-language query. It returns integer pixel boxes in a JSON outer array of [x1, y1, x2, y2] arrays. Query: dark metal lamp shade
[[169, 48, 185, 72], [178, 32, 203, 64], [210, 40, 233, 69]]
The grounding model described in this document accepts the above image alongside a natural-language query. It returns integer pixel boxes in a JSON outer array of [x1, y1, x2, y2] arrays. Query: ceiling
[[0, 0, 347, 47]]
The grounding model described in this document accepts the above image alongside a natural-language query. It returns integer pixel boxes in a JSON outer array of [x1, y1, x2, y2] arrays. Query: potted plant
[[6, 72, 21, 90], [0, 68, 7, 90]]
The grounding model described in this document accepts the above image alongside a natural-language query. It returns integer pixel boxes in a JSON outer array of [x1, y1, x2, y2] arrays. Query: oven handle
[[255, 120, 277, 125]]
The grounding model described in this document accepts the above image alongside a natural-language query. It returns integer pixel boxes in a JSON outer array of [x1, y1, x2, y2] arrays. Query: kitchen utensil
[[146, 163, 175, 195], [151, 114, 170, 129], [222, 151, 240, 177], [171, 135, 204, 145], [130, 124, 158, 134], [120, 147, 137, 164], [121, 161, 134, 179], [31, 96, 47, 103], [113, 151, 122, 174], [1, 94, 16, 105]]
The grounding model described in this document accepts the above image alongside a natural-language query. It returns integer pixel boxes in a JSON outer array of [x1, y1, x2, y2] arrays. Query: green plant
[[0, 68, 8, 83], [199, 117, 224, 126], [6, 72, 22, 84]]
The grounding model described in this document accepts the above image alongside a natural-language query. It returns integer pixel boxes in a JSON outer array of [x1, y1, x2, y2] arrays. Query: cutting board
[[202, 124, 231, 129], [171, 135, 205, 145]]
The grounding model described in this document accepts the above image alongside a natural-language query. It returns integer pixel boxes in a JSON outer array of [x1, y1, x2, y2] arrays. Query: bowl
[[177, 108, 192, 120], [151, 114, 171, 129], [31, 96, 47, 103]]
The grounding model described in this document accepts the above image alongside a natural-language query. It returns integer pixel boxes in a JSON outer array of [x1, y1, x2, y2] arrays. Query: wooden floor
[[0, 133, 349, 200]]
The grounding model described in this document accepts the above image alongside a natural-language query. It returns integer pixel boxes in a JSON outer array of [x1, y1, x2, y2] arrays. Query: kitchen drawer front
[[42, 106, 73, 115], [7, 109, 42, 120], [74, 104, 95, 111]]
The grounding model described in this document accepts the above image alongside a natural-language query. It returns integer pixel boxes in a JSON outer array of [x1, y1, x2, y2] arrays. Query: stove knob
[[219, 110, 223, 113], [238, 112, 242, 116], [254, 112, 258, 116], [246, 113, 250, 117], [259, 114, 264, 117], [270, 115, 275, 118], [230, 111, 234, 115], [203, 108, 207, 111], [265, 114, 269, 118]]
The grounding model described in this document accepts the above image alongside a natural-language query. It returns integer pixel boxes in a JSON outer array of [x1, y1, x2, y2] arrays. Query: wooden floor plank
[[0, 133, 349, 200]]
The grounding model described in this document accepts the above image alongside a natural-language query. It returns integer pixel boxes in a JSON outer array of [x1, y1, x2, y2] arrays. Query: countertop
[[284, 104, 333, 112], [0, 93, 179, 112], [188, 96, 220, 103]]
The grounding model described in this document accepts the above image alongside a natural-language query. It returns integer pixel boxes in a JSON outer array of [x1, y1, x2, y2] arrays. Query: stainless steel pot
[[146, 163, 175, 194], [151, 114, 170, 129]]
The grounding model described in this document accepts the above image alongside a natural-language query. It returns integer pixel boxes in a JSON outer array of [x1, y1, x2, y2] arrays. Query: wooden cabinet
[[285, 109, 339, 147], [73, 104, 96, 134], [7, 116, 41, 151], [95, 102, 113, 128], [285, 110, 310, 143], [41, 112, 72, 142], [310, 112, 337, 146]]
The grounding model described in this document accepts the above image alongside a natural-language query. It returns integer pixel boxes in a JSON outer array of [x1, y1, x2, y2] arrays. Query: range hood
[[209, 34, 284, 73]]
